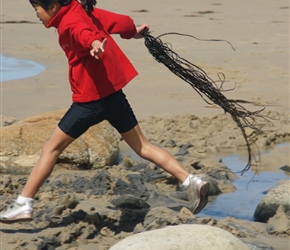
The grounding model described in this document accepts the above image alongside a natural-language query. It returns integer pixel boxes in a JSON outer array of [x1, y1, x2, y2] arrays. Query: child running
[[0, 0, 210, 223]]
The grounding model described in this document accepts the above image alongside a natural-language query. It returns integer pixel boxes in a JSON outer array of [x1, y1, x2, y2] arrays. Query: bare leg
[[21, 126, 75, 198], [121, 125, 189, 183]]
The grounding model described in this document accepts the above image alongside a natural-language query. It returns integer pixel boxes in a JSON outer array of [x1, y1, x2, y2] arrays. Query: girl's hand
[[90, 38, 107, 59], [134, 24, 149, 39]]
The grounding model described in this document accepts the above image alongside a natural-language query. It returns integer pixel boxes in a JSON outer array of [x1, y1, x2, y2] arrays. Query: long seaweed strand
[[143, 32, 264, 174]]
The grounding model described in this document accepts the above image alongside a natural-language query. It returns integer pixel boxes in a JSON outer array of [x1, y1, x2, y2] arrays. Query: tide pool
[[120, 144, 289, 221], [199, 150, 289, 221], [0, 54, 45, 82]]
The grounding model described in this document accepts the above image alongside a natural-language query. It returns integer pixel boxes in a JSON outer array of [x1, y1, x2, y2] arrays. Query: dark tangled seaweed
[[143, 32, 264, 174]]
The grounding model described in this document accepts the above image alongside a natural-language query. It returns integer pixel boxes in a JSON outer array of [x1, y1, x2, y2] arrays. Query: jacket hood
[[46, 0, 79, 28]]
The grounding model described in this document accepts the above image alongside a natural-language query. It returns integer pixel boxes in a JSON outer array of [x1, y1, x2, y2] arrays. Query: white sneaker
[[0, 200, 33, 223], [187, 175, 210, 214]]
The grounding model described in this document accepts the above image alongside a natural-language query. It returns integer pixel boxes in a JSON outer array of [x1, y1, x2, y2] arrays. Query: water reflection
[[199, 149, 289, 221], [0, 54, 45, 81]]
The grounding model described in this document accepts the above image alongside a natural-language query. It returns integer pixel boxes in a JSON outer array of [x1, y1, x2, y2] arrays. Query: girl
[[0, 0, 210, 223]]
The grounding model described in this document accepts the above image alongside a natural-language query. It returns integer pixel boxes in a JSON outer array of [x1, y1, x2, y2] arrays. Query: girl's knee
[[42, 140, 62, 158], [132, 141, 148, 158], [138, 142, 161, 160]]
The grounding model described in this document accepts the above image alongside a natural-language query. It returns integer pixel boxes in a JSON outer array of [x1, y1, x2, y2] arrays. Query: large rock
[[109, 224, 249, 250], [254, 180, 290, 222], [0, 110, 120, 170]]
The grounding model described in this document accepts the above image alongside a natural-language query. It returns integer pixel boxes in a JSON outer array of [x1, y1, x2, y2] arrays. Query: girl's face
[[33, 3, 61, 27]]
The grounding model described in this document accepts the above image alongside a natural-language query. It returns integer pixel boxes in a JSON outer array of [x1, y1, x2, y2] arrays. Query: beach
[[1, 0, 289, 249], [2, 0, 289, 120]]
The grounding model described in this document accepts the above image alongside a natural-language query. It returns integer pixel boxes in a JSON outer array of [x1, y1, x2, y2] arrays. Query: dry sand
[[1, 0, 289, 249], [1, 0, 289, 120]]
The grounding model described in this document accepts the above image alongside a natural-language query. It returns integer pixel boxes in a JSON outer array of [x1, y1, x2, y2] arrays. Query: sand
[[1, 0, 289, 249], [1, 0, 289, 120]]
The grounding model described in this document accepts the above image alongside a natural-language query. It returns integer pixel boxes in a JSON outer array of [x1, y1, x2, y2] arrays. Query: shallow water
[[121, 143, 289, 221], [0, 54, 45, 81], [196, 144, 289, 221]]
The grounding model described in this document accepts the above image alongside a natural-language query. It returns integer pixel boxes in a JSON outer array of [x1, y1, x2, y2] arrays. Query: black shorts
[[58, 90, 138, 139]]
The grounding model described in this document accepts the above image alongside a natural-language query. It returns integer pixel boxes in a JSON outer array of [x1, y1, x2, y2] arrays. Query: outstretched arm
[[93, 8, 137, 39], [90, 38, 107, 59]]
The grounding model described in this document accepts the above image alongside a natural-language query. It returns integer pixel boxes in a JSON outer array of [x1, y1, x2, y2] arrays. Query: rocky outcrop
[[1, 155, 288, 249], [0, 110, 120, 171], [1, 111, 289, 250]]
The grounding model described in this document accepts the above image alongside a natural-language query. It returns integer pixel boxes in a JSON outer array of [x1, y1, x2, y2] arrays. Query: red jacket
[[46, 0, 138, 102]]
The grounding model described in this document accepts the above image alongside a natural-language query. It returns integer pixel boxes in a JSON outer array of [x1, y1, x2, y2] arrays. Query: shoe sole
[[193, 182, 210, 214], [0, 218, 33, 224], [0, 214, 33, 224]]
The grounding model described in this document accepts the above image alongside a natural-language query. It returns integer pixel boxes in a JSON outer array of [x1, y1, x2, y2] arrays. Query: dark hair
[[29, 0, 97, 12], [79, 0, 97, 12]]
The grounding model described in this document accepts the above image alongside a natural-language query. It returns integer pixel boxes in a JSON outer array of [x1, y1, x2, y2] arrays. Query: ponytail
[[79, 0, 97, 12]]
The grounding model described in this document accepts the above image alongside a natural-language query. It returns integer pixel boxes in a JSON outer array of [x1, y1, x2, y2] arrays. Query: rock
[[217, 179, 236, 193], [267, 206, 290, 235], [111, 194, 150, 209], [0, 115, 17, 127], [59, 222, 97, 244], [244, 241, 274, 250], [254, 181, 290, 222], [0, 109, 120, 170], [89, 172, 112, 195], [143, 207, 181, 231], [100, 227, 115, 237], [59, 194, 79, 209], [178, 207, 196, 222], [280, 165, 290, 173], [202, 175, 223, 195], [216, 219, 256, 238], [109, 224, 250, 250], [113, 174, 149, 199]]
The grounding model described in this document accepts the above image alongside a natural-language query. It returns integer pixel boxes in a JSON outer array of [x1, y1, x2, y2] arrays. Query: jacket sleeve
[[93, 8, 137, 39], [63, 17, 107, 50]]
